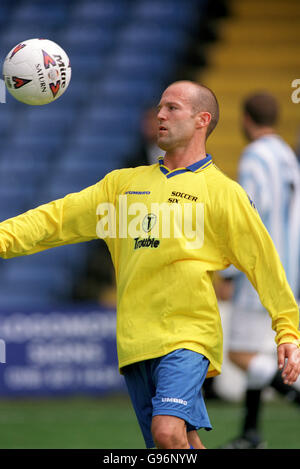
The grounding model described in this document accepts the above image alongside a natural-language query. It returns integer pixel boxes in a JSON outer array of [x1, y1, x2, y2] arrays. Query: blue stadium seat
[[59, 148, 115, 171], [0, 144, 53, 167], [0, 244, 87, 305], [93, 78, 162, 107], [67, 52, 103, 78], [0, 177, 37, 196], [132, 0, 204, 29], [0, 157, 48, 173], [0, 26, 56, 60], [50, 79, 87, 107], [10, 1, 68, 28], [0, 283, 58, 308], [0, 182, 37, 207], [0, 250, 88, 308], [43, 168, 106, 201], [59, 243, 89, 273], [0, 164, 45, 190], [9, 248, 68, 269], [4, 262, 71, 293], [108, 51, 175, 81], [0, 194, 26, 221], [61, 25, 115, 54], [77, 104, 140, 139], [0, 108, 17, 139], [120, 24, 188, 55], [0, 4, 12, 30], [9, 132, 65, 154], [70, 0, 131, 26], [10, 119, 64, 142], [69, 132, 137, 159], [23, 106, 76, 136]]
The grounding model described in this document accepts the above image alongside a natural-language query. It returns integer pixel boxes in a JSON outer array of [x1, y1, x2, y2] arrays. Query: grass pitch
[[0, 394, 298, 449]]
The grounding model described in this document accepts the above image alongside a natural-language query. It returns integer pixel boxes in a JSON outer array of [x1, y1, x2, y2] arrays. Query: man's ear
[[196, 111, 212, 130]]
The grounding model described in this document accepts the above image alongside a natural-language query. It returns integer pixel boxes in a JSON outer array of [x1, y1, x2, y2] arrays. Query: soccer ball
[[2, 38, 71, 105]]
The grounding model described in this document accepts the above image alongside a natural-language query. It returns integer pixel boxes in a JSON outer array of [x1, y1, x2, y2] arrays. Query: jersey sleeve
[[220, 181, 300, 346], [238, 151, 271, 224], [0, 172, 114, 259]]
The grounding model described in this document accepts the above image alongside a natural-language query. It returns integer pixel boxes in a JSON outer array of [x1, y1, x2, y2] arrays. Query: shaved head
[[164, 81, 219, 138]]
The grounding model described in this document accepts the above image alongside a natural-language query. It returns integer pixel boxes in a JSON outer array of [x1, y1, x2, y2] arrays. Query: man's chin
[[157, 138, 170, 151]]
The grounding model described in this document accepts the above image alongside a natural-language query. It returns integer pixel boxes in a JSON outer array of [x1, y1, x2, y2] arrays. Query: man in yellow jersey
[[0, 81, 299, 449]]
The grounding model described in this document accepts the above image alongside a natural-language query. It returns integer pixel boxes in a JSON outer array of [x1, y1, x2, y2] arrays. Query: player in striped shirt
[[218, 92, 300, 449]]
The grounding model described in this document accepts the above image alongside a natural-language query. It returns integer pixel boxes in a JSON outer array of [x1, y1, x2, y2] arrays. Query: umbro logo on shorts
[[161, 397, 187, 406]]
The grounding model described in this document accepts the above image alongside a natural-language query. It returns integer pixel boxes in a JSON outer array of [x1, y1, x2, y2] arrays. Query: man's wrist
[[278, 338, 300, 348], [277, 334, 300, 348]]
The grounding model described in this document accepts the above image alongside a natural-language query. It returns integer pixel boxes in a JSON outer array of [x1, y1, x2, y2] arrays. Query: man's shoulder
[[205, 164, 244, 200], [240, 139, 266, 161], [108, 163, 158, 178], [102, 164, 159, 190], [207, 163, 239, 188], [241, 134, 296, 161]]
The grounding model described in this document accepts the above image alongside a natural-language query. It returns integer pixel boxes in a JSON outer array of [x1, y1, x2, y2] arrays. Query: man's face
[[157, 84, 198, 151]]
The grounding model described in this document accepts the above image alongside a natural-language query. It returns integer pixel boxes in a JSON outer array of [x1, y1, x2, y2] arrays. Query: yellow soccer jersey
[[0, 155, 299, 377]]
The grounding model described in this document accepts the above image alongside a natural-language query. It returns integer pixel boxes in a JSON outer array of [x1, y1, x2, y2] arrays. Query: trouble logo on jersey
[[42, 50, 56, 69], [9, 43, 26, 59], [134, 214, 160, 250], [12, 76, 32, 89], [142, 214, 157, 232], [49, 81, 60, 97]]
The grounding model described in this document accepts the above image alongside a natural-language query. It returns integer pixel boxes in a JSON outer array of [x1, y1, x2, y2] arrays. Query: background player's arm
[[0, 179, 106, 259], [238, 150, 272, 222]]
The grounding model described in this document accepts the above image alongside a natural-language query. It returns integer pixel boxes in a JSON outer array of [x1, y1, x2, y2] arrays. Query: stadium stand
[[199, 0, 300, 179], [0, 0, 227, 307]]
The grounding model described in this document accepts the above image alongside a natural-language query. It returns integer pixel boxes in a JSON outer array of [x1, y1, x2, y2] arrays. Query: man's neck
[[251, 127, 275, 141], [163, 146, 207, 170]]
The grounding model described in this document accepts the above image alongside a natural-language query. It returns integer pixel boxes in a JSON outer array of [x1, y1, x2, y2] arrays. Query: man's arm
[[219, 182, 300, 383], [0, 178, 107, 259]]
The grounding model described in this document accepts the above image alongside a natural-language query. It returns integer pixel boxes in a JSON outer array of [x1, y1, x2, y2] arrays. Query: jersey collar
[[158, 154, 212, 178]]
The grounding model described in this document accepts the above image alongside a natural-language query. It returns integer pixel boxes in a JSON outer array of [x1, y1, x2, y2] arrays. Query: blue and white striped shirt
[[224, 134, 300, 310]]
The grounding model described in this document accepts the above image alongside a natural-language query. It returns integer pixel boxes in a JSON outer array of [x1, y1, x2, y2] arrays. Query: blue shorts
[[123, 349, 212, 448]]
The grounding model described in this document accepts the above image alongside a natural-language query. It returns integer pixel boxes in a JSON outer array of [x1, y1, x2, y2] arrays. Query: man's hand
[[277, 343, 300, 385]]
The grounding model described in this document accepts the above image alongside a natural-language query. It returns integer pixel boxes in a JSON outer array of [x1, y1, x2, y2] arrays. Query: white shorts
[[228, 307, 276, 354]]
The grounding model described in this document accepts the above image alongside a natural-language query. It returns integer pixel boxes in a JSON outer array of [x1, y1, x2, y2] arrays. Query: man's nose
[[157, 109, 166, 121]]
